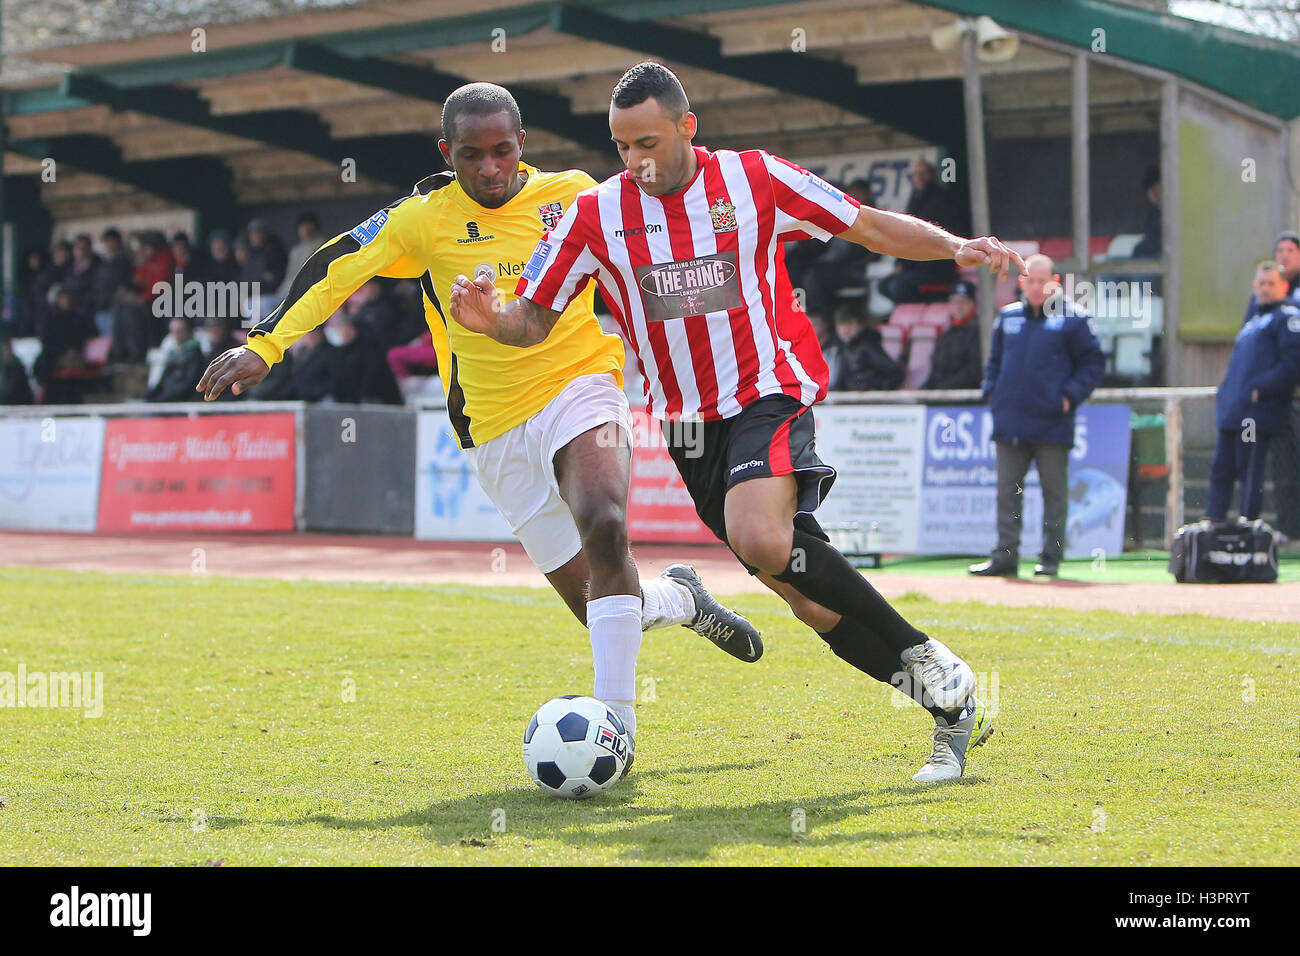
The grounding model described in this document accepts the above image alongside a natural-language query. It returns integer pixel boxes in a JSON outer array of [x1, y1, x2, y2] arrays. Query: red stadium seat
[[1038, 237, 1073, 261], [84, 336, 112, 366], [902, 326, 937, 390], [921, 303, 950, 329], [879, 324, 905, 363], [888, 303, 927, 330]]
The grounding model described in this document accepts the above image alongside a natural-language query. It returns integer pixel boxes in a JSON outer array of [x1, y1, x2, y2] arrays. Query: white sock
[[588, 593, 643, 705], [607, 700, 637, 737], [639, 577, 696, 631]]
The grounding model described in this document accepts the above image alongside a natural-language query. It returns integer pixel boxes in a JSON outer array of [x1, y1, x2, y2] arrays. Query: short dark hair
[[611, 61, 689, 119], [441, 82, 521, 142], [1276, 230, 1300, 251], [101, 228, 122, 243], [297, 212, 320, 228]]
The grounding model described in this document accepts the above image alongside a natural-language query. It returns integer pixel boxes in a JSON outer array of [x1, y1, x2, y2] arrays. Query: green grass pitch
[[1, 566, 1295, 866]]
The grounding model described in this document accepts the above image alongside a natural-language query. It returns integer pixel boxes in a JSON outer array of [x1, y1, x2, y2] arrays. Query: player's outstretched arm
[[196, 346, 270, 401], [842, 206, 1026, 280], [448, 274, 562, 347]]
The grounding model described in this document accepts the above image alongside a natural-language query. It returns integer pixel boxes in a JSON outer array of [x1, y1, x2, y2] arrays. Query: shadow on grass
[[201, 759, 1015, 861]]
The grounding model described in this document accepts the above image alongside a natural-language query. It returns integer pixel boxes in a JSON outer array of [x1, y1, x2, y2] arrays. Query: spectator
[[15, 249, 51, 338], [199, 229, 241, 286], [328, 315, 403, 405], [970, 254, 1104, 578], [285, 327, 341, 402], [345, 279, 405, 350], [170, 232, 198, 278], [1206, 261, 1300, 528], [92, 228, 133, 326], [825, 299, 903, 391], [241, 218, 288, 298], [66, 235, 101, 321], [133, 231, 175, 345], [921, 279, 983, 390], [1254, 232, 1300, 540], [33, 286, 95, 396], [146, 317, 206, 403], [1132, 166, 1162, 260], [878, 160, 963, 305], [277, 213, 324, 299], [388, 330, 438, 388], [0, 337, 34, 405]]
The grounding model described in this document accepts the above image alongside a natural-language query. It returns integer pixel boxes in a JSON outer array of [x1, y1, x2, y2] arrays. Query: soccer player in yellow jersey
[[196, 83, 760, 743]]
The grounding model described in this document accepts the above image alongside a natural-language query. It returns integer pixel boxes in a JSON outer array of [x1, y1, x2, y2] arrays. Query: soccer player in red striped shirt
[[450, 62, 1025, 783]]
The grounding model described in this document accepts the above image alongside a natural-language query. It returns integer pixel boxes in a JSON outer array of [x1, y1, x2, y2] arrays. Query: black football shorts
[[665, 394, 836, 554]]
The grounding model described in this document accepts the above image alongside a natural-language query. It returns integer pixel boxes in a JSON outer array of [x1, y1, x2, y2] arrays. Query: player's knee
[[575, 500, 628, 561], [728, 524, 792, 576]]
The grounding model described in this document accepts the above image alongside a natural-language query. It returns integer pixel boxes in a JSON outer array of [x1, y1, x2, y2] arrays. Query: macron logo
[[50, 886, 151, 936], [730, 459, 764, 475]]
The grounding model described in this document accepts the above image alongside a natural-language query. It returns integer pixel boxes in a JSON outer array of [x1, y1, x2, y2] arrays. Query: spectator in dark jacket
[[286, 328, 342, 402], [33, 286, 95, 392], [241, 219, 288, 299], [921, 279, 983, 390], [15, 249, 50, 338], [971, 254, 1104, 577], [1207, 262, 1300, 526], [1132, 166, 1162, 260], [825, 301, 903, 392], [328, 315, 403, 405], [93, 229, 133, 312], [66, 235, 101, 319], [147, 317, 207, 403], [0, 338, 34, 405], [1247, 233, 1300, 539], [199, 230, 242, 287], [878, 161, 964, 305]]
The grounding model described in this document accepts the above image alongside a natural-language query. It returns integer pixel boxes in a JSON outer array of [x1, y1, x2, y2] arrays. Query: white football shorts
[[464, 372, 634, 573]]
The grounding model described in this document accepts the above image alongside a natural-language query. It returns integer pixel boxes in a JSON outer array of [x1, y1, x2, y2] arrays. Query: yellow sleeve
[[245, 199, 425, 366]]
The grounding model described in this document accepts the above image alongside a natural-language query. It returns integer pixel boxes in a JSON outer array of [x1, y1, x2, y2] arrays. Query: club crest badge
[[538, 201, 564, 230], [709, 198, 737, 233]]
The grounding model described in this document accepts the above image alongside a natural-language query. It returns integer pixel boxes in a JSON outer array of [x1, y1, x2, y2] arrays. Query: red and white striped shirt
[[515, 146, 861, 421]]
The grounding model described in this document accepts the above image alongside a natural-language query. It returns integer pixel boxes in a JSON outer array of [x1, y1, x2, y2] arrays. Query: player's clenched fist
[[195, 346, 270, 401], [449, 273, 502, 334], [956, 236, 1027, 281]]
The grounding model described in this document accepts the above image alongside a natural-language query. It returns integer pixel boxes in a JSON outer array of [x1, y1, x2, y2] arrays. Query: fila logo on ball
[[595, 725, 628, 758]]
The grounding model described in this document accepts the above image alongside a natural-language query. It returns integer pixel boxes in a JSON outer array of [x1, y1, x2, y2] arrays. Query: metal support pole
[[1071, 54, 1090, 273], [962, 27, 994, 358], [1164, 394, 1183, 545], [1161, 79, 1182, 387]]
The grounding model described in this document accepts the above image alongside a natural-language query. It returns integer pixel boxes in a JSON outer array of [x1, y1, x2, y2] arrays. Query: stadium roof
[[2, 0, 1296, 223]]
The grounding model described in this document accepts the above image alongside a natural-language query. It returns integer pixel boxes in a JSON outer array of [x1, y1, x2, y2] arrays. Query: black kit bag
[[1169, 519, 1278, 583]]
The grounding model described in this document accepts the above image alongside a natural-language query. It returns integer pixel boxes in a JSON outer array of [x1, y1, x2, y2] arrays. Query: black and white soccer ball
[[523, 695, 633, 799]]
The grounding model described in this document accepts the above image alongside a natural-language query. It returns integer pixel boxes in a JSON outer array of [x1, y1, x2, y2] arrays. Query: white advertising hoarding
[[413, 410, 513, 542], [0, 417, 105, 531]]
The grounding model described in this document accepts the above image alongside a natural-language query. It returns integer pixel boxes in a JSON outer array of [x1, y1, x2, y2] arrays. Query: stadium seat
[[887, 303, 927, 331], [1113, 332, 1149, 377], [921, 303, 950, 329], [1090, 235, 1114, 258], [902, 326, 937, 390], [84, 336, 112, 366], [879, 324, 905, 364], [1038, 237, 1073, 261], [1105, 234, 1144, 260]]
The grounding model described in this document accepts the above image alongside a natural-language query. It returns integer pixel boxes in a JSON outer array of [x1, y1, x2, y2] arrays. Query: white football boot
[[913, 696, 995, 784], [899, 637, 976, 712]]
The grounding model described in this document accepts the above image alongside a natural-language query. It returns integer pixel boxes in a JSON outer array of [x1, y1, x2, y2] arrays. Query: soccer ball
[[523, 695, 633, 799]]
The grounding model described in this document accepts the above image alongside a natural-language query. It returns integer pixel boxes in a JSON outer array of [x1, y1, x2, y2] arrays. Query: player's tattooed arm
[[448, 273, 561, 347], [843, 206, 1027, 280]]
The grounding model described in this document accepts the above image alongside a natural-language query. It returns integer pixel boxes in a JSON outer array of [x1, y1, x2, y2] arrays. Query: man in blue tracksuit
[[971, 254, 1105, 577], [1208, 261, 1300, 524]]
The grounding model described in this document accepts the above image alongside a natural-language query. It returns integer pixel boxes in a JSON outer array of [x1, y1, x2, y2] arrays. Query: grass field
[[1, 565, 1296, 866]]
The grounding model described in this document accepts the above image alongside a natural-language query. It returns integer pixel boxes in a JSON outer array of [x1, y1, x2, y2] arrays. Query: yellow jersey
[[244, 163, 624, 447]]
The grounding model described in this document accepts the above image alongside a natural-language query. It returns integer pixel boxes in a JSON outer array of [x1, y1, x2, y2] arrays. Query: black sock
[[775, 530, 927, 654], [817, 618, 951, 722]]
